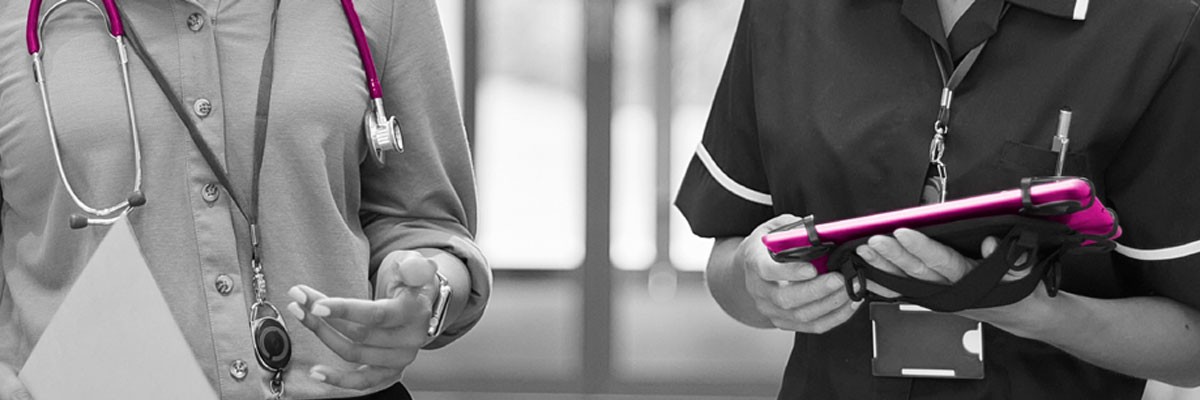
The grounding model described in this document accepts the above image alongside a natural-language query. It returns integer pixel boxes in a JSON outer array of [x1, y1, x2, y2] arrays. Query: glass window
[[473, 0, 586, 270]]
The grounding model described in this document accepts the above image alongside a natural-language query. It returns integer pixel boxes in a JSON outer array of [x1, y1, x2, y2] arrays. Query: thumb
[[0, 363, 33, 400], [980, 236, 999, 258], [376, 250, 438, 299]]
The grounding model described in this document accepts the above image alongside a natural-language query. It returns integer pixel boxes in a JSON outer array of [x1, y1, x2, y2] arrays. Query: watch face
[[253, 316, 292, 371]]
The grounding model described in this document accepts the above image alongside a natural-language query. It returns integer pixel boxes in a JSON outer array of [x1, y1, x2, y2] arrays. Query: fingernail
[[825, 277, 842, 289], [856, 247, 874, 261], [287, 286, 306, 304], [798, 266, 817, 280], [852, 301, 863, 310], [309, 369, 327, 382], [286, 302, 305, 320], [852, 280, 862, 293], [311, 303, 331, 317]]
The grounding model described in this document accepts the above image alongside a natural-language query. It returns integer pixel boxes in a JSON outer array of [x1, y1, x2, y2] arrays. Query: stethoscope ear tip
[[69, 214, 89, 230], [128, 191, 146, 207]]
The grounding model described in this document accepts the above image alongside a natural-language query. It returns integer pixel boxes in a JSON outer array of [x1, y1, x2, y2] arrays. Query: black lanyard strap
[[121, 3, 292, 396], [929, 3, 1011, 139], [120, 1, 280, 261], [931, 40, 988, 137]]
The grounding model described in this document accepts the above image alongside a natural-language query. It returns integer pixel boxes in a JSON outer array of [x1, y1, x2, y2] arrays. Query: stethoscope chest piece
[[364, 98, 403, 163]]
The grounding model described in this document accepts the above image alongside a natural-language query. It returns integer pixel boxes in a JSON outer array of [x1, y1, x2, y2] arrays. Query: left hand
[[287, 250, 439, 391], [856, 229, 1043, 319]]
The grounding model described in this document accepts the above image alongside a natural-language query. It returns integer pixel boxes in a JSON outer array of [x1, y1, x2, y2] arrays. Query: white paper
[[19, 218, 218, 400]]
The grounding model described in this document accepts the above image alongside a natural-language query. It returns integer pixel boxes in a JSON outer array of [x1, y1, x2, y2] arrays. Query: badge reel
[[364, 98, 404, 163], [249, 260, 292, 394]]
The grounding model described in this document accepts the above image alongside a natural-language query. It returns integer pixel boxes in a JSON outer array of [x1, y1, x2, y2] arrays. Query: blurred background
[[406, 0, 1200, 399]]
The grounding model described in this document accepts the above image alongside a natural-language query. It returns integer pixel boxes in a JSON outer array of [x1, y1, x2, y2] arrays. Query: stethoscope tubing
[[30, 0, 144, 225], [339, 0, 382, 100], [27, 0, 401, 228]]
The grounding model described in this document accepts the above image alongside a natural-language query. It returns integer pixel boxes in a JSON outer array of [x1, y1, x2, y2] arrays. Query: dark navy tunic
[[676, 0, 1200, 398]]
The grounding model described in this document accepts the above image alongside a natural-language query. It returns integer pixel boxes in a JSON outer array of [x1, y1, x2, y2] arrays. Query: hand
[[287, 250, 438, 391], [854, 228, 1027, 298], [739, 214, 863, 333], [0, 362, 32, 400]]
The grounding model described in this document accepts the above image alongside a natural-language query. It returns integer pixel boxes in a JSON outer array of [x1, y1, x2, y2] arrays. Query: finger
[[394, 254, 437, 289], [288, 285, 330, 309], [757, 213, 802, 233], [784, 283, 852, 322], [773, 299, 862, 334], [868, 235, 952, 284], [378, 251, 438, 296], [306, 314, 421, 349], [893, 229, 968, 282], [310, 297, 428, 329], [0, 363, 32, 400], [754, 261, 820, 282], [288, 302, 421, 368], [310, 364, 402, 391], [753, 272, 846, 310], [807, 300, 864, 333], [855, 246, 905, 276]]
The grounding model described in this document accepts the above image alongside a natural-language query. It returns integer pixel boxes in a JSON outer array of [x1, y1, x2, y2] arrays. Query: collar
[[1006, 0, 1089, 20], [901, 0, 1086, 62]]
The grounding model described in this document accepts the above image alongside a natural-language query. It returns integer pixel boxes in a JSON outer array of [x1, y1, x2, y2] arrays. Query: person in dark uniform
[[677, 0, 1200, 398]]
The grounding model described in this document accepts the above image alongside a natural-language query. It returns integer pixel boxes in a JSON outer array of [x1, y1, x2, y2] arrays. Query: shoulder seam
[[1164, 2, 1200, 72]]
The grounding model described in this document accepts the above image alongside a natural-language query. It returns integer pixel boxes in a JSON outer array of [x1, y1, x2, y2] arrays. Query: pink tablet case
[[763, 178, 1120, 274]]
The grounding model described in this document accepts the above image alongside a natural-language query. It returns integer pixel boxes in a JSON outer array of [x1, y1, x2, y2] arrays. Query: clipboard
[[19, 218, 218, 400]]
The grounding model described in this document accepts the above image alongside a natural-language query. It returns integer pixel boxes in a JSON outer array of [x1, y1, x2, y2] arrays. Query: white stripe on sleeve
[[1115, 240, 1200, 261], [695, 143, 773, 206], [1073, 0, 1089, 20]]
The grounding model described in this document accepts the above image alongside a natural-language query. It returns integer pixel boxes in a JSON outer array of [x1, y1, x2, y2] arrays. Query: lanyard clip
[[928, 132, 946, 163], [934, 88, 953, 137]]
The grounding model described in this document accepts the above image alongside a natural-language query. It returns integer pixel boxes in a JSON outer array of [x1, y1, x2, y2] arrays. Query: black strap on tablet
[[834, 215, 1085, 312], [768, 215, 836, 263]]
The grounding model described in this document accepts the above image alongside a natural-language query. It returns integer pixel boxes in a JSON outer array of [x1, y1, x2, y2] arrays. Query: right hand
[[0, 362, 32, 400], [737, 214, 863, 333]]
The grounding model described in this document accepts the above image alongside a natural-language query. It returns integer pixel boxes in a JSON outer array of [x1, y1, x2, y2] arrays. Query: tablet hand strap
[[834, 215, 1080, 312]]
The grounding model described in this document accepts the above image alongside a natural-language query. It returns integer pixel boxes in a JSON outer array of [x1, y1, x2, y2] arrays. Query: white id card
[[20, 218, 218, 400]]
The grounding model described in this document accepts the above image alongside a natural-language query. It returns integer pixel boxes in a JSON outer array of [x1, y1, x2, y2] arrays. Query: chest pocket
[[995, 140, 1090, 178], [958, 140, 1091, 197]]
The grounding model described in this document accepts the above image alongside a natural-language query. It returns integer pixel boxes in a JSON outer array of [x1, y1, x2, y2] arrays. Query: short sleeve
[[674, 4, 775, 238], [1105, 9, 1200, 309]]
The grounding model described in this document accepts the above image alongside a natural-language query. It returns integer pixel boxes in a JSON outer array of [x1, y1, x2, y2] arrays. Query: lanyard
[[924, 5, 1011, 203], [120, 2, 291, 397], [925, 40, 987, 203]]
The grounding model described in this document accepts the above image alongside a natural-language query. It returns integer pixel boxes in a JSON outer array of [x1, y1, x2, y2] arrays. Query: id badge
[[870, 302, 984, 379]]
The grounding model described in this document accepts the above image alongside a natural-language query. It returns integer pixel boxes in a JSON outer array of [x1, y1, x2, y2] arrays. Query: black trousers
[[334, 382, 412, 400]]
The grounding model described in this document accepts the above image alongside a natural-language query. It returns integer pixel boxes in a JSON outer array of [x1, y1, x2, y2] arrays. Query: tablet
[[763, 178, 1120, 273]]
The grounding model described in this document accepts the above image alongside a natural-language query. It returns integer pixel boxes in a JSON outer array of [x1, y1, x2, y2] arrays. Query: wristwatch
[[427, 271, 452, 338]]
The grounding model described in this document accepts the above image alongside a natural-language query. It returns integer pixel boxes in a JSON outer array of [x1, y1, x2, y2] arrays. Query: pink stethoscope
[[26, 0, 404, 229]]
